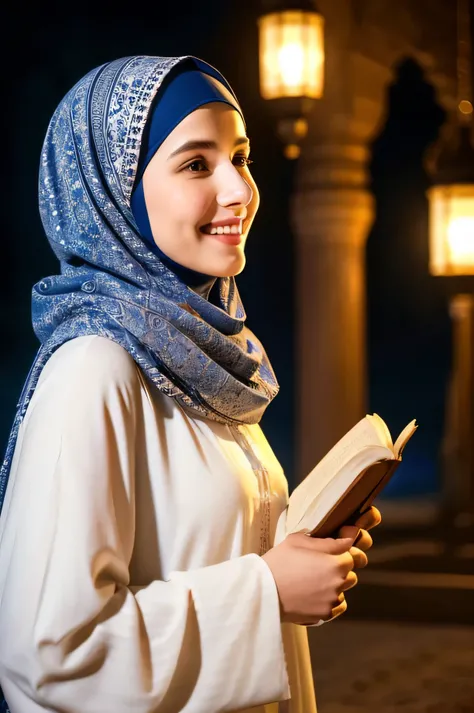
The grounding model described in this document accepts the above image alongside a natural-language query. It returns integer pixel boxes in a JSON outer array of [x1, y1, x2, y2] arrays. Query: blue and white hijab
[[0, 55, 279, 514]]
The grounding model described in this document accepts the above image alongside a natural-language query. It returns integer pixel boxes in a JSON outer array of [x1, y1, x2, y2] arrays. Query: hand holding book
[[262, 531, 359, 624], [264, 414, 415, 627], [275, 414, 417, 544]]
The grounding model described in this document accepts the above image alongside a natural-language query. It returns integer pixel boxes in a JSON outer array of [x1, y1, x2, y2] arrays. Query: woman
[[0, 55, 380, 712]]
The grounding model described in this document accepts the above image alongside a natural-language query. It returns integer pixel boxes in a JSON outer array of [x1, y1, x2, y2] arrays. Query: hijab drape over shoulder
[[0, 55, 279, 511]]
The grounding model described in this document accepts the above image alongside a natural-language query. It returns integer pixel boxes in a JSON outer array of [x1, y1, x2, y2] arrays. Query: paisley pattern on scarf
[[0, 55, 279, 517]]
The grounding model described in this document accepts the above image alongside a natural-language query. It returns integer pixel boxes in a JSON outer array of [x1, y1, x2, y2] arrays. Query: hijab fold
[[0, 55, 279, 513]]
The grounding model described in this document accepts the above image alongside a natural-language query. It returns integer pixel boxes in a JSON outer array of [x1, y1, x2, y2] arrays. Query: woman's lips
[[207, 232, 242, 245]]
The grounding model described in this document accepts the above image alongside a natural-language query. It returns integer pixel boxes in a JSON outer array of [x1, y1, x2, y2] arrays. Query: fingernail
[[354, 529, 362, 545]]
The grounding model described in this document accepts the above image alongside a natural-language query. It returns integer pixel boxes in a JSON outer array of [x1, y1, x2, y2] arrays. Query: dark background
[[1, 1, 456, 497]]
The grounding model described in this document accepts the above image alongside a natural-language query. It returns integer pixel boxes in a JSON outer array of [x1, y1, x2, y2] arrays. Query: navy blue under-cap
[[130, 59, 244, 287]]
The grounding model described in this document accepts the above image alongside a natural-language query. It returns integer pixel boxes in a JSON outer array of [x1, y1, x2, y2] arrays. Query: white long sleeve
[[0, 336, 304, 713]]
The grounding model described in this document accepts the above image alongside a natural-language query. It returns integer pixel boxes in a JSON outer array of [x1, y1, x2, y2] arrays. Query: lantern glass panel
[[258, 10, 324, 100], [428, 184, 474, 275]]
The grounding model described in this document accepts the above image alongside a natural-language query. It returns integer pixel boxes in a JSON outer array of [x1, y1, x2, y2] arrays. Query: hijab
[[0, 55, 280, 517]]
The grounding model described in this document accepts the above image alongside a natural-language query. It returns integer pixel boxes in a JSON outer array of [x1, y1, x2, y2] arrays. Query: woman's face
[[142, 102, 258, 277]]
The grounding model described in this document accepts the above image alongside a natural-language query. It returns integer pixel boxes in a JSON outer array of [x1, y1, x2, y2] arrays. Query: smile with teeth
[[201, 224, 242, 235]]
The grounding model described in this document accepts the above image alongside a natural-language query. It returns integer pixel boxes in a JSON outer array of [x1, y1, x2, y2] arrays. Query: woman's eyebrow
[[168, 136, 250, 160]]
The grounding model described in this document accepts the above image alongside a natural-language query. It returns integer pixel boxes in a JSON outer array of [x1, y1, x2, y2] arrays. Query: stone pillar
[[292, 143, 374, 478], [284, 0, 396, 481], [440, 293, 474, 537]]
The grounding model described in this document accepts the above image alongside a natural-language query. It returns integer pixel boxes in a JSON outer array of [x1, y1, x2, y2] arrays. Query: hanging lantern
[[427, 0, 474, 276], [258, 6, 324, 100], [257, 1, 325, 159], [427, 125, 474, 275]]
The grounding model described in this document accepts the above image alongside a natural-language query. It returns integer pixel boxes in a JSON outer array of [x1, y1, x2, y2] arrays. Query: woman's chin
[[211, 255, 246, 278]]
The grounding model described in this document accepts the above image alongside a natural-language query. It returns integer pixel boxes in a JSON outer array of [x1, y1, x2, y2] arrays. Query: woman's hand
[[262, 532, 358, 625], [314, 506, 383, 625], [338, 505, 382, 568]]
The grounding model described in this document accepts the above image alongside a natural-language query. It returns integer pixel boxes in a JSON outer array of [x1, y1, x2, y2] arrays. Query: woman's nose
[[216, 164, 253, 208]]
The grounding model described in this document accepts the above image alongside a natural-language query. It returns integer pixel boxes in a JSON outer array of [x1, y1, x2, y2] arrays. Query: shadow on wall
[[366, 56, 451, 498]]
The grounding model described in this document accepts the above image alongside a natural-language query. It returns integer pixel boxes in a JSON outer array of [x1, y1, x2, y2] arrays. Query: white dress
[[0, 336, 316, 713]]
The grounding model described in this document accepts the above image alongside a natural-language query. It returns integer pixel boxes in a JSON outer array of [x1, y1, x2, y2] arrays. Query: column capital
[[297, 143, 371, 190], [291, 138, 375, 248], [291, 187, 374, 248]]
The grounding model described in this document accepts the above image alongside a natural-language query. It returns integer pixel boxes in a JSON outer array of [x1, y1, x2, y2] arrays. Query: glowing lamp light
[[427, 126, 474, 276], [428, 185, 474, 275], [258, 9, 324, 100]]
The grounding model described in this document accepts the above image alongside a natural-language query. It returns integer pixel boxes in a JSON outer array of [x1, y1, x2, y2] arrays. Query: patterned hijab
[[0, 55, 279, 515]]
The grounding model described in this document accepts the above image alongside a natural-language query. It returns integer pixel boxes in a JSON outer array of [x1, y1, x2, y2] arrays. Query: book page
[[393, 419, 418, 457], [301, 455, 398, 535], [366, 413, 393, 452], [288, 416, 393, 527], [288, 446, 393, 533]]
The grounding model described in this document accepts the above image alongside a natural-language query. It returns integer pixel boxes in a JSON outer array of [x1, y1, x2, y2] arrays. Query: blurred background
[[2, 1, 474, 711]]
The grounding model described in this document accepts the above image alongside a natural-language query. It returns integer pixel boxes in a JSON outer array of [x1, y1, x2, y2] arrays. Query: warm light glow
[[278, 42, 305, 89], [258, 10, 324, 100], [459, 99, 473, 115], [428, 184, 474, 275], [447, 217, 474, 264], [293, 118, 308, 139], [284, 144, 301, 160]]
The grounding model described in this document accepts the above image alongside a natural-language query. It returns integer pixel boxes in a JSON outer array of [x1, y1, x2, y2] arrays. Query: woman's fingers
[[323, 593, 347, 622], [354, 529, 373, 552], [337, 524, 359, 540], [340, 570, 358, 592], [354, 506, 382, 531], [337, 525, 373, 552], [349, 545, 369, 568], [337, 549, 355, 577]]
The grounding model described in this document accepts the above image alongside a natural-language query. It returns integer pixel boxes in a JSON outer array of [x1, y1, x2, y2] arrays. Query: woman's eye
[[184, 156, 253, 172], [233, 155, 253, 168], [186, 159, 209, 173]]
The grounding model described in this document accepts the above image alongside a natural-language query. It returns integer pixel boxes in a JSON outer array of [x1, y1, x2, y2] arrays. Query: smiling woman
[[0, 54, 376, 713], [141, 103, 258, 279]]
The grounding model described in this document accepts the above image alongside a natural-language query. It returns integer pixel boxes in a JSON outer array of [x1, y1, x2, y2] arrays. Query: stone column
[[440, 293, 474, 537], [284, 0, 396, 481], [291, 143, 374, 478]]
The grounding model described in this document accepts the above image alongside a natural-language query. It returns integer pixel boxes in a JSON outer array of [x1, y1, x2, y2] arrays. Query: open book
[[276, 414, 417, 542]]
